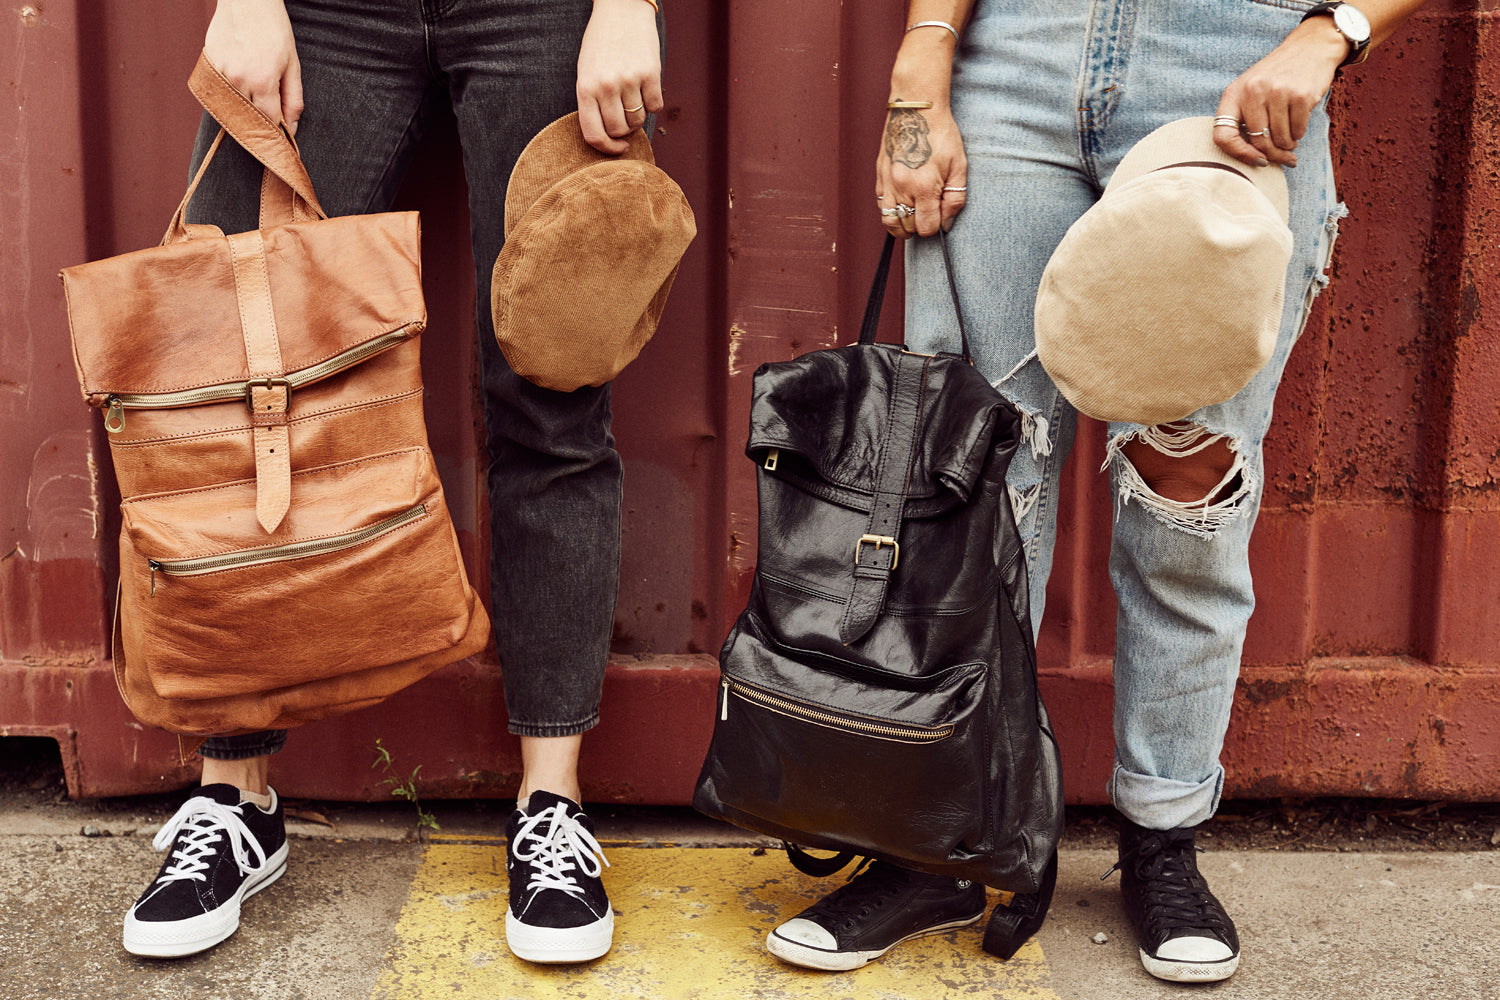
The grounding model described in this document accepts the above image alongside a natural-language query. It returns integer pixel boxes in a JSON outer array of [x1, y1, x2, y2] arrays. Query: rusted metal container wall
[[3, 0, 1495, 803]]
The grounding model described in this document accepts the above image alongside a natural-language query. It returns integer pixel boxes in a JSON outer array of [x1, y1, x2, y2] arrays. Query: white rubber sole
[[123, 843, 289, 958], [505, 908, 614, 964], [1140, 948, 1241, 983], [766, 912, 984, 972]]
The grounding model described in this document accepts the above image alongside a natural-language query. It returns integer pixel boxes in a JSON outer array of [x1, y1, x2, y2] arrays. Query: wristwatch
[[1300, 1, 1372, 67]]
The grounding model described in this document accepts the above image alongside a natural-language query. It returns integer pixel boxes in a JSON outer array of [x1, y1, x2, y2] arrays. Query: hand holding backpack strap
[[161, 50, 327, 245]]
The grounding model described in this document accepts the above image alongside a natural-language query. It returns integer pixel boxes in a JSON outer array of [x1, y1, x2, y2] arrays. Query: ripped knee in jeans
[[1106, 422, 1255, 538]]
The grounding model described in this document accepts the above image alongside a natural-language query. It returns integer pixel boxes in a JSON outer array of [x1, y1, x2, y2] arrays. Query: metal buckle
[[244, 377, 292, 414], [854, 533, 899, 570]]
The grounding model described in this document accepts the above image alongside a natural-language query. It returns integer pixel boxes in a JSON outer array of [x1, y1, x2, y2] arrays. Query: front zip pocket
[[147, 504, 426, 596], [119, 447, 477, 700], [703, 618, 990, 866], [98, 327, 414, 433], [720, 676, 954, 744]]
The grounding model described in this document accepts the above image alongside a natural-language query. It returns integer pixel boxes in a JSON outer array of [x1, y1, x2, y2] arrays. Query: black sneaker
[[123, 784, 288, 958], [767, 860, 986, 971], [1112, 818, 1240, 982], [504, 790, 613, 963]]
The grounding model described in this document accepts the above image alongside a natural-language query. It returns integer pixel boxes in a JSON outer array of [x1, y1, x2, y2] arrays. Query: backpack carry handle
[[162, 52, 328, 244], [855, 231, 973, 363]]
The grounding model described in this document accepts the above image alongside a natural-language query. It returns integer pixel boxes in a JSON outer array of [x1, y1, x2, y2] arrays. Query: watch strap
[[1300, 1, 1371, 67]]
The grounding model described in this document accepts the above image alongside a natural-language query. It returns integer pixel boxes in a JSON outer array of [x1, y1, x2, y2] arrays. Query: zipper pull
[[104, 396, 125, 434], [148, 559, 162, 597], [763, 449, 779, 472], [720, 678, 730, 721]]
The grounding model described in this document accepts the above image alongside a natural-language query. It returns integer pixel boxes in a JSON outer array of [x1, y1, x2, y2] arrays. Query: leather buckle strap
[[247, 378, 292, 426], [838, 350, 930, 645], [227, 230, 291, 534], [854, 534, 899, 571]]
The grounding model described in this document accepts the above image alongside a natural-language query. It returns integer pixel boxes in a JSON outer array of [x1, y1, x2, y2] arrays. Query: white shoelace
[[512, 801, 610, 897], [150, 795, 271, 886]]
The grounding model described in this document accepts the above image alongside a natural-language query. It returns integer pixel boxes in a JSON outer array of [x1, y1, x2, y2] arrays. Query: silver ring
[[880, 207, 903, 217], [1241, 127, 1269, 138], [1212, 116, 1240, 128], [942, 186, 967, 193], [624, 103, 645, 115], [895, 203, 915, 218]]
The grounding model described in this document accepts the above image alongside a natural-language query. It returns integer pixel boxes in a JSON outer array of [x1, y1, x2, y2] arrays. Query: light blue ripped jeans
[[905, 0, 1344, 830]]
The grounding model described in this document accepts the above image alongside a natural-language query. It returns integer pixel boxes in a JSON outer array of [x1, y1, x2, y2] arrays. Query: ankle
[[200, 756, 271, 796], [517, 784, 582, 809]]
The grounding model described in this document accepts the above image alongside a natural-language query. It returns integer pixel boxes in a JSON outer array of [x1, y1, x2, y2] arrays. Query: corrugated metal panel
[[2, 0, 1495, 802]]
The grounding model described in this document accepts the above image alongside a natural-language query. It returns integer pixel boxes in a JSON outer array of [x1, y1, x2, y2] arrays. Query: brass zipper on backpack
[[146, 503, 427, 595], [719, 677, 953, 743], [101, 327, 415, 434]]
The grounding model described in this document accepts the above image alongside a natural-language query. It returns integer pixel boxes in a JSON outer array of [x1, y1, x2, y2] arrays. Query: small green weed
[[372, 738, 440, 836]]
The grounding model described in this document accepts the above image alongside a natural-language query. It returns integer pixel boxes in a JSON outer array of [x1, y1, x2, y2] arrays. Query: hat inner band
[[1151, 160, 1255, 183]]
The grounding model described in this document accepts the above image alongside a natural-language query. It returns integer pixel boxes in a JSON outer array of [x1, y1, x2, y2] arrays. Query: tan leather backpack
[[59, 54, 490, 737]]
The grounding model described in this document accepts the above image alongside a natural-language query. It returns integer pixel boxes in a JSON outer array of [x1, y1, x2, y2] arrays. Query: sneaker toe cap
[[771, 918, 837, 951], [1157, 934, 1234, 963]]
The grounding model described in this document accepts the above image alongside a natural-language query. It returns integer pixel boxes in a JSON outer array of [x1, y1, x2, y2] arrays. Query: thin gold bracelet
[[887, 100, 935, 110]]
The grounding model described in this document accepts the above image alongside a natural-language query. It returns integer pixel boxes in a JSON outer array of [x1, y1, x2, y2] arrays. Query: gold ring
[[624, 103, 645, 115]]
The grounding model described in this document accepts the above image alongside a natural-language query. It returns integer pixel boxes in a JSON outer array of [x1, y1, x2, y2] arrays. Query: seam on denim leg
[[508, 712, 601, 739], [1105, 424, 1256, 538], [1022, 391, 1069, 580]]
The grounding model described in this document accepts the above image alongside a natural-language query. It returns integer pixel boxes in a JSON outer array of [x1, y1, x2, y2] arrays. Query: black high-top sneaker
[[767, 860, 986, 971], [123, 784, 288, 957], [504, 791, 613, 963], [1111, 817, 1240, 982]]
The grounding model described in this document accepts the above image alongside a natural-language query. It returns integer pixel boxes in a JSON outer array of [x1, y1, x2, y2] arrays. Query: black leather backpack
[[694, 234, 1064, 958]]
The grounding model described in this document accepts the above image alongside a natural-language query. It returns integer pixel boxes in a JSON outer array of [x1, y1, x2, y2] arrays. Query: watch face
[[1333, 3, 1372, 42]]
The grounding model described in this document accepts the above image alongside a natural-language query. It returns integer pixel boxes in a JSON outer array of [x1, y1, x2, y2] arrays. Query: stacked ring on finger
[[1212, 116, 1240, 129]]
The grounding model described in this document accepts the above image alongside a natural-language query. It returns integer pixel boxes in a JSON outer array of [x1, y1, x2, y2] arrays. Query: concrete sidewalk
[[2, 799, 1497, 1000]]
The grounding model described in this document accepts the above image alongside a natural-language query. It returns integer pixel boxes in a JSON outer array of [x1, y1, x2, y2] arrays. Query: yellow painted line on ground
[[372, 845, 1059, 1000]]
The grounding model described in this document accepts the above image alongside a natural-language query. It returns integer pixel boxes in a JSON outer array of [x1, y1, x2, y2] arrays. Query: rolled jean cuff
[[199, 730, 289, 761], [1108, 762, 1223, 830], [507, 712, 599, 739]]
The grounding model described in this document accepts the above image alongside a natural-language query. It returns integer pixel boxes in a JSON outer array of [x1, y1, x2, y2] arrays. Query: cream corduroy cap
[[1034, 117, 1294, 425], [492, 113, 696, 391]]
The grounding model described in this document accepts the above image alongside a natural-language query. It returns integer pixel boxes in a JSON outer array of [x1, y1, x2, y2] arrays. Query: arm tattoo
[[884, 109, 933, 169]]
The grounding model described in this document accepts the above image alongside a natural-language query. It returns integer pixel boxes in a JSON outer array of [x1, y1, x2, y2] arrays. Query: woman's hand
[[204, 0, 302, 133], [876, 105, 968, 239], [577, 0, 662, 154], [1213, 17, 1348, 168]]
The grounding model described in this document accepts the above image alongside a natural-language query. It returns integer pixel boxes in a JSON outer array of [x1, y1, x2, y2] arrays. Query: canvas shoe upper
[[1112, 818, 1241, 983], [123, 783, 288, 958], [767, 859, 986, 971], [504, 790, 613, 963]]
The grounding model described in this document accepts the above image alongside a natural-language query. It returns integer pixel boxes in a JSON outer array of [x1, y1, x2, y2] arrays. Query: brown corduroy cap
[[492, 113, 696, 391], [1033, 117, 1294, 426]]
